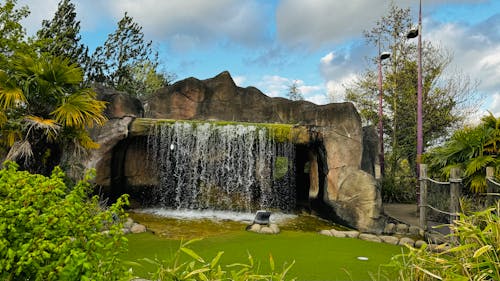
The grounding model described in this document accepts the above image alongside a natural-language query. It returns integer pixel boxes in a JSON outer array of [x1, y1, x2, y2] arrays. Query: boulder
[[409, 226, 423, 237], [260, 226, 275, 234], [94, 84, 144, 118], [396, 224, 409, 234], [414, 240, 427, 248], [399, 237, 415, 247], [130, 223, 147, 233], [359, 233, 382, 243], [342, 230, 360, 238], [330, 229, 347, 238], [248, 224, 262, 232], [319, 230, 333, 236], [383, 223, 396, 234], [269, 224, 280, 234], [379, 235, 400, 245]]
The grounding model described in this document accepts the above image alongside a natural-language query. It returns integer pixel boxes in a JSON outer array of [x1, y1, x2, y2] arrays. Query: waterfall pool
[[128, 209, 345, 239]]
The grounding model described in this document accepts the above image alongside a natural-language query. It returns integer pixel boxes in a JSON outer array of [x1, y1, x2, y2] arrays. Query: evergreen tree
[[287, 80, 304, 101], [87, 12, 166, 96], [0, 0, 30, 65], [36, 0, 88, 67]]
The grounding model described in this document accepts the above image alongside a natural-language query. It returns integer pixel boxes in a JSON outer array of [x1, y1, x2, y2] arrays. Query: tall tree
[[36, 0, 88, 67], [287, 80, 304, 101], [0, 0, 30, 66], [87, 12, 168, 96], [345, 3, 479, 176]]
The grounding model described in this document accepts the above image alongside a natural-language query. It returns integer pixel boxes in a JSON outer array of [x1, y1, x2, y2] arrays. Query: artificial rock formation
[[88, 72, 384, 233]]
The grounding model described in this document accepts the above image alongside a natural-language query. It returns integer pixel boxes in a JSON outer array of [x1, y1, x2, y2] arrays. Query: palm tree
[[0, 52, 106, 174], [425, 113, 500, 193]]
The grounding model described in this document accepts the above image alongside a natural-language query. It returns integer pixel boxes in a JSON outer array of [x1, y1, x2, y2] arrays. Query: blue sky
[[18, 0, 500, 121]]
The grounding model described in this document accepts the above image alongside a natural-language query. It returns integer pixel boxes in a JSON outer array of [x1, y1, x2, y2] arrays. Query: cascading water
[[146, 122, 296, 213]]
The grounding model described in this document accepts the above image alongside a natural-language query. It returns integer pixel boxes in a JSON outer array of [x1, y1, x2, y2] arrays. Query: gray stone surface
[[414, 240, 427, 248], [342, 231, 360, 238], [260, 226, 274, 234], [396, 223, 409, 234], [379, 235, 400, 245], [130, 223, 147, 234], [399, 237, 415, 247], [383, 223, 395, 234], [249, 224, 262, 232], [330, 229, 347, 238], [319, 230, 333, 236], [409, 226, 422, 236], [269, 224, 280, 234], [359, 233, 382, 243]]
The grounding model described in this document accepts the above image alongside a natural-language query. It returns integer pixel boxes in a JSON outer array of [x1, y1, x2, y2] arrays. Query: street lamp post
[[378, 50, 391, 178], [407, 0, 423, 177]]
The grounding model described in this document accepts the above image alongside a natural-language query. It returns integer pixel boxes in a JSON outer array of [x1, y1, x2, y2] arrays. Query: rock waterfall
[[146, 122, 296, 212]]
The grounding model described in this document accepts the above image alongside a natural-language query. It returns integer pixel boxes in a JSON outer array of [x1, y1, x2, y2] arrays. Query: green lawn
[[123, 230, 403, 281]]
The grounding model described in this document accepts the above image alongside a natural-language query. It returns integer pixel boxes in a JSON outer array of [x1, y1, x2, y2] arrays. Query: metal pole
[[416, 0, 423, 171], [378, 44, 385, 178], [419, 164, 427, 231]]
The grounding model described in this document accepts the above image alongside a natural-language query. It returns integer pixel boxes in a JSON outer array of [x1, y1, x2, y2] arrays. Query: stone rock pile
[[122, 217, 147, 234], [320, 222, 449, 251], [246, 223, 280, 234]]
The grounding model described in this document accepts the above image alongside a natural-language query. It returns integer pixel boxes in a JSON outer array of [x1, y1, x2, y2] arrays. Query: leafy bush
[[0, 161, 130, 281], [384, 202, 500, 280], [380, 176, 416, 203], [147, 239, 296, 281]]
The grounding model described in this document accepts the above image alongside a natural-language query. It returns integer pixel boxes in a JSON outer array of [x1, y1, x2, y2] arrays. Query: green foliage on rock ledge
[[0, 161, 130, 281]]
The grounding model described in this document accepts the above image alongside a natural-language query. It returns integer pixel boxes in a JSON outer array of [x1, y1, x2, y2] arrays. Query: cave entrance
[[293, 143, 327, 214]]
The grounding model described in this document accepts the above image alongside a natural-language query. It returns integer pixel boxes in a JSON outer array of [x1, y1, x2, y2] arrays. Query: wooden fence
[[418, 164, 500, 231]]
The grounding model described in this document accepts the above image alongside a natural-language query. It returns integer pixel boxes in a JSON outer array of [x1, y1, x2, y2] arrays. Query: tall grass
[[144, 239, 296, 281]]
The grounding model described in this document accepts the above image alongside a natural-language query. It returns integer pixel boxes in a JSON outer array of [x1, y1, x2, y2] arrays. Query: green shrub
[[384, 202, 500, 280], [380, 176, 416, 203], [0, 161, 130, 281], [147, 239, 296, 281]]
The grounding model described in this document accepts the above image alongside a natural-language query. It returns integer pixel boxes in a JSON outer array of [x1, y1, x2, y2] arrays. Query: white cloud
[[233, 75, 246, 87], [105, 0, 271, 50], [276, 0, 484, 49], [325, 74, 358, 102], [255, 75, 326, 103], [306, 94, 329, 105], [488, 93, 500, 117], [256, 75, 290, 97], [424, 15, 500, 115]]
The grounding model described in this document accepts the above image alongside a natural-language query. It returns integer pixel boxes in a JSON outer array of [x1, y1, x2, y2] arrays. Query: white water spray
[[147, 122, 296, 213]]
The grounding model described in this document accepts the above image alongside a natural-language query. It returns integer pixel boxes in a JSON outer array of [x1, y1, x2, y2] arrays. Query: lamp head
[[407, 27, 419, 39], [380, 52, 391, 60]]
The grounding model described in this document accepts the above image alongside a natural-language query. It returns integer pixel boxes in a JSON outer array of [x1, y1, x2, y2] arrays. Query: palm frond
[[464, 155, 496, 177], [24, 116, 61, 142], [0, 72, 26, 109], [0, 127, 22, 147], [0, 111, 7, 127], [5, 140, 33, 162], [51, 89, 107, 129], [467, 173, 487, 193]]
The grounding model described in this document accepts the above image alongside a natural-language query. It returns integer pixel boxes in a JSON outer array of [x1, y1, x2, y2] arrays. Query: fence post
[[449, 167, 461, 224], [486, 166, 494, 206], [419, 164, 427, 231]]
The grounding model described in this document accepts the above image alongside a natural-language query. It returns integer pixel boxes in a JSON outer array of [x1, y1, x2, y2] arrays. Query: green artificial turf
[[123, 231, 403, 281]]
